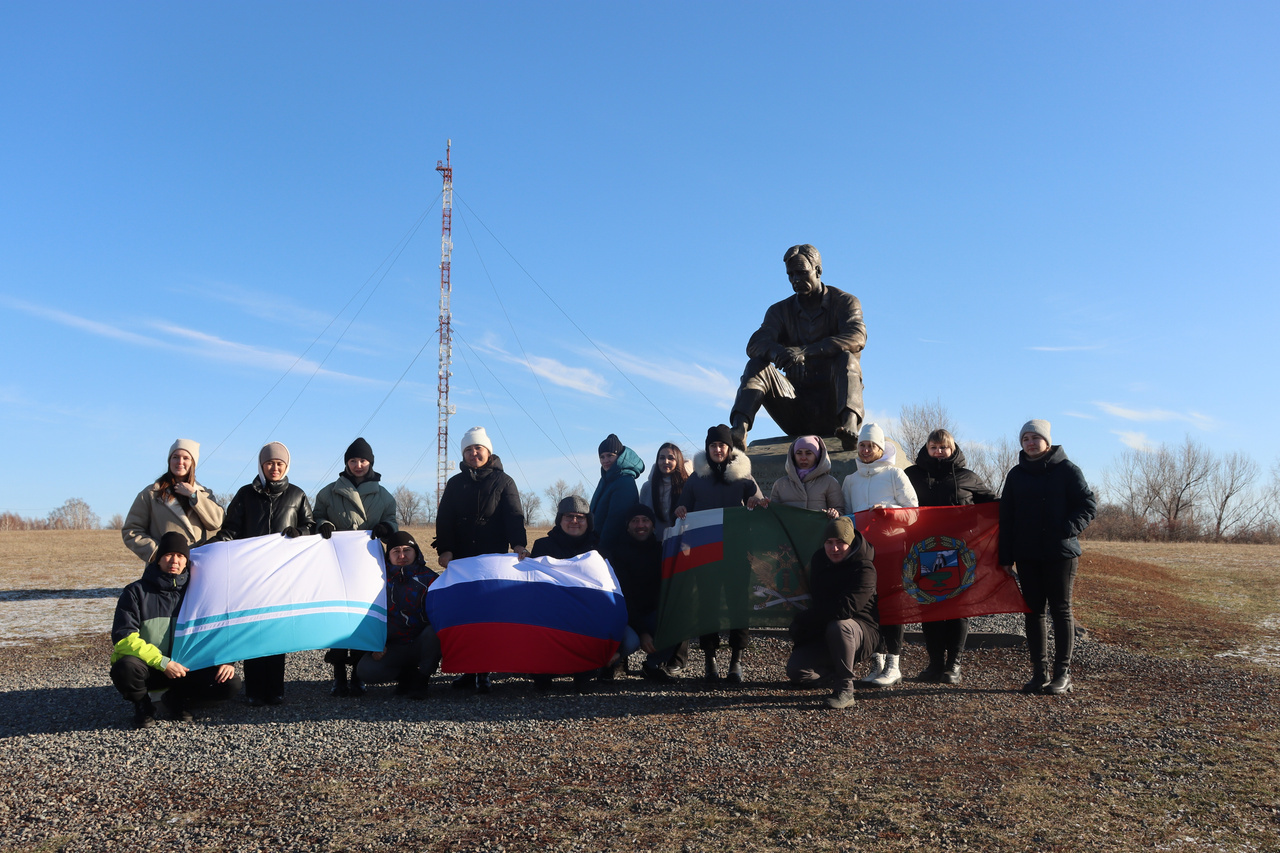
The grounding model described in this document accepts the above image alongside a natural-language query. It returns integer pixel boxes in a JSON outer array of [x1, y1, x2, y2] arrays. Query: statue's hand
[[775, 346, 805, 369]]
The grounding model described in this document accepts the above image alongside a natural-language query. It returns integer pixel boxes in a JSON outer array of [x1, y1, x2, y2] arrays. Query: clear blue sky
[[2, 3, 1276, 521]]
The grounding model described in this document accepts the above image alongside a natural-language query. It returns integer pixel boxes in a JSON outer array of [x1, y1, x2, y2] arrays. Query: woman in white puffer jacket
[[840, 422, 918, 686]]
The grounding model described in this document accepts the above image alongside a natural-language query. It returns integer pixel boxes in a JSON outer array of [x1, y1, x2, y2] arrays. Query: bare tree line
[[1, 498, 103, 531], [1096, 436, 1280, 542], [889, 399, 1019, 499]]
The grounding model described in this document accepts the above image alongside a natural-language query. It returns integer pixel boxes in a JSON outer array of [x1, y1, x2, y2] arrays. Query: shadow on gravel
[[0, 684, 124, 737], [0, 588, 122, 601]]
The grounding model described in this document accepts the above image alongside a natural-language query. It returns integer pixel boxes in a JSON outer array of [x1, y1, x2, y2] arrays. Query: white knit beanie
[[460, 426, 493, 456], [169, 438, 200, 469], [857, 422, 885, 450]]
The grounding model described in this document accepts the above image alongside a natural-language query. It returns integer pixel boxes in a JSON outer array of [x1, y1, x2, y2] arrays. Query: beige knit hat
[[259, 441, 290, 477], [169, 439, 200, 469]]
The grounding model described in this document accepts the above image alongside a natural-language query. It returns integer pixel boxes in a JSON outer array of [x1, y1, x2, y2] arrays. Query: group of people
[[110, 415, 1095, 726]]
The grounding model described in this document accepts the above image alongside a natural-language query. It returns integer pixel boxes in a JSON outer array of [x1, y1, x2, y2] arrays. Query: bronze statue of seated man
[[730, 244, 865, 450]]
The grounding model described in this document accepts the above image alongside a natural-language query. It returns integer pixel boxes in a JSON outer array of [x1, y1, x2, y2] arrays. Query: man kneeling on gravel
[[110, 532, 240, 728], [786, 516, 880, 710]]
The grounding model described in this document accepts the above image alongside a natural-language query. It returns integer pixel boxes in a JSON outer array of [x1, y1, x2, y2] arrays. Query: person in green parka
[[314, 436, 398, 697], [589, 434, 645, 559]]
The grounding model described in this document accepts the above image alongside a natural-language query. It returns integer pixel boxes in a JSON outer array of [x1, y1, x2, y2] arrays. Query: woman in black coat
[[904, 428, 996, 684], [216, 441, 315, 706], [432, 426, 528, 694], [999, 420, 1096, 696]]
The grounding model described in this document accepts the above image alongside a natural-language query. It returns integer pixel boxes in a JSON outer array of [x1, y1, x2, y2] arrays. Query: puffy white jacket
[[841, 442, 919, 513]]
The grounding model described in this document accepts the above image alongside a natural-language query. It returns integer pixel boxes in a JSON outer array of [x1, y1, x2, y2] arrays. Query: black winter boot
[[132, 696, 157, 729], [475, 673, 492, 694], [704, 653, 721, 683], [161, 691, 193, 723], [452, 673, 477, 690], [727, 649, 744, 684], [1045, 667, 1073, 695], [330, 663, 349, 697], [1021, 667, 1050, 694]]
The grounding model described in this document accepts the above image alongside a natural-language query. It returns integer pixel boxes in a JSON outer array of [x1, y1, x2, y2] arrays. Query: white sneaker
[[870, 654, 902, 687], [861, 653, 885, 683]]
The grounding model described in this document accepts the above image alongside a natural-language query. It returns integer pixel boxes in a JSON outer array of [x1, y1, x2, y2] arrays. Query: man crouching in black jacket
[[786, 516, 880, 710]]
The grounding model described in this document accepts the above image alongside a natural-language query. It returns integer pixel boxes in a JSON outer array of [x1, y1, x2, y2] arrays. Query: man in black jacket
[[603, 504, 665, 680], [787, 516, 880, 710]]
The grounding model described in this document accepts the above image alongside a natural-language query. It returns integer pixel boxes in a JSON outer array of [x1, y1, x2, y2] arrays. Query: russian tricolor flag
[[426, 552, 627, 674], [661, 508, 724, 579]]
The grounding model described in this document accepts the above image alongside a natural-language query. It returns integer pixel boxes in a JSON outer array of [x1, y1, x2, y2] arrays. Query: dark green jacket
[[110, 561, 188, 670]]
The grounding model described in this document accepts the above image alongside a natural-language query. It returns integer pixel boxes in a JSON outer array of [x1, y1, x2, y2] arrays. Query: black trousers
[[1017, 557, 1078, 672], [920, 618, 969, 666], [244, 654, 287, 699], [110, 655, 241, 705]]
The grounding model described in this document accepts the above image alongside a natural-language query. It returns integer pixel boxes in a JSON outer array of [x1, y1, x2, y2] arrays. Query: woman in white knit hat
[[432, 426, 528, 694], [122, 439, 224, 562], [840, 422, 918, 687]]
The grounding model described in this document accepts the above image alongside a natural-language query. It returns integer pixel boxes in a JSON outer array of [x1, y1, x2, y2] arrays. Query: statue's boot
[[729, 389, 764, 451], [835, 409, 861, 452]]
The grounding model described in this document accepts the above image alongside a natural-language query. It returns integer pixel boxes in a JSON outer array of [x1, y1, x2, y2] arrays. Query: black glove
[[282, 526, 303, 539], [370, 522, 394, 541], [318, 521, 335, 540]]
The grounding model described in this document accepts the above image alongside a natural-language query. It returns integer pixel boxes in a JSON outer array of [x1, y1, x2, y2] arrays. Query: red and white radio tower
[[435, 140, 455, 504]]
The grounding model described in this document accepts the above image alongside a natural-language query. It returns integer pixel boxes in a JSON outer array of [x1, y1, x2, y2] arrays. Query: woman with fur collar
[[673, 425, 764, 684], [839, 422, 918, 688], [122, 439, 224, 563]]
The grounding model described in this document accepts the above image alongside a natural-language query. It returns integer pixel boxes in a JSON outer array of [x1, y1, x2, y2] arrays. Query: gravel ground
[[2, 614, 1277, 853]]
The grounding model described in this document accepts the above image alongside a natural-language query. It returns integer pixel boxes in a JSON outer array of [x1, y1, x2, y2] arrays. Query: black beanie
[[385, 530, 422, 562], [626, 503, 656, 525], [156, 532, 190, 561], [706, 424, 734, 450], [345, 437, 374, 465], [598, 434, 624, 455]]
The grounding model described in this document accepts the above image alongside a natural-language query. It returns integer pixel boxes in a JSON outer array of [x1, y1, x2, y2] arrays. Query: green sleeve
[[111, 632, 170, 670]]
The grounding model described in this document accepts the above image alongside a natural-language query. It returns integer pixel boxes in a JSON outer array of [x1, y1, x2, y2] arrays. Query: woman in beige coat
[[764, 435, 843, 519], [122, 439, 224, 562]]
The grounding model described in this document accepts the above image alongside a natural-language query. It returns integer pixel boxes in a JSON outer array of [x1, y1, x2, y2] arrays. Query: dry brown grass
[[1079, 541, 1280, 663]]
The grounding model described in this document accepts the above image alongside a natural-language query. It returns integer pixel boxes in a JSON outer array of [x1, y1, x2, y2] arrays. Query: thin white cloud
[[523, 354, 611, 397], [4, 298, 161, 349], [5, 297, 383, 386], [1027, 344, 1106, 352], [1113, 430, 1154, 451], [467, 337, 611, 397], [1062, 410, 1096, 420], [152, 323, 382, 385], [1093, 401, 1214, 429], [592, 344, 737, 404]]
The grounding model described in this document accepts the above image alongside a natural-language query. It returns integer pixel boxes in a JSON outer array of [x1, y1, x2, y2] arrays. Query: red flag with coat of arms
[[855, 503, 1029, 626]]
